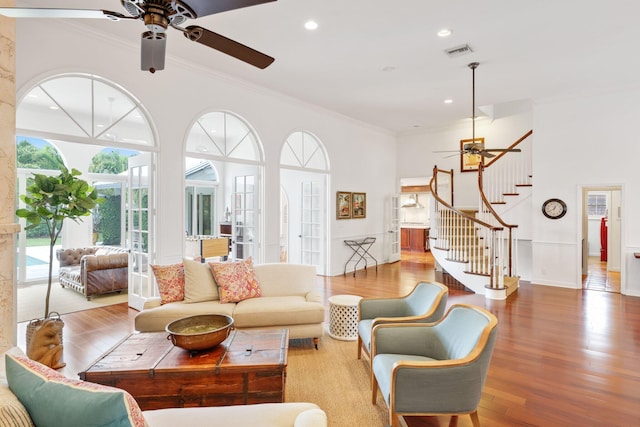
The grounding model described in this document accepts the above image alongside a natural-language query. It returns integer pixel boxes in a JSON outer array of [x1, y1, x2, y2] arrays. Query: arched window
[[16, 73, 155, 287], [18, 74, 154, 147], [185, 111, 263, 262], [280, 131, 329, 274], [281, 131, 328, 171], [186, 111, 262, 162]]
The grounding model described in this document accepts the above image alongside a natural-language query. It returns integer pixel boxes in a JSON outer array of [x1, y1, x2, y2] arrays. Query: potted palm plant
[[16, 165, 103, 368]]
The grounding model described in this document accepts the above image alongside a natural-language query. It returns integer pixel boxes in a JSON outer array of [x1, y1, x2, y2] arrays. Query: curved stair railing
[[429, 167, 504, 289], [430, 129, 533, 294]]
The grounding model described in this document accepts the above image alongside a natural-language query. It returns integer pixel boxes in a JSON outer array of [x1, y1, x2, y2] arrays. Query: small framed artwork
[[336, 191, 352, 219], [352, 192, 366, 219], [460, 137, 484, 173]]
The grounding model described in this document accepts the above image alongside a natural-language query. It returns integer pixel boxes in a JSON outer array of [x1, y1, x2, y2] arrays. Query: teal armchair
[[370, 304, 498, 427], [357, 281, 448, 361]]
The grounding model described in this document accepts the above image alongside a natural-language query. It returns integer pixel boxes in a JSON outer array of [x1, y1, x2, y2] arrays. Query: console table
[[343, 237, 377, 277]]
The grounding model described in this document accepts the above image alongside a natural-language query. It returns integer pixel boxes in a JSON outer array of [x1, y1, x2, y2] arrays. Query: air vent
[[445, 44, 474, 58]]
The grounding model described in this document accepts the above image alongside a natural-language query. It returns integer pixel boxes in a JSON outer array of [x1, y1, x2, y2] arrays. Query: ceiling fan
[[0, 0, 277, 73], [435, 62, 521, 159]]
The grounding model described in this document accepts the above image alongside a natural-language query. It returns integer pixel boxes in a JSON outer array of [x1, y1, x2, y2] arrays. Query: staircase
[[429, 130, 533, 299]]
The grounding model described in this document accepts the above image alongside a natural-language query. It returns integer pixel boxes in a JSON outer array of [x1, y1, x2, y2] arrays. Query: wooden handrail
[[484, 130, 533, 168], [431, 166, 499, 231]]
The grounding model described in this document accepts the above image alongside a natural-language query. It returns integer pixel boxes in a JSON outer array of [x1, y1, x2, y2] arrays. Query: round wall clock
[[542, 198, 567, 219]]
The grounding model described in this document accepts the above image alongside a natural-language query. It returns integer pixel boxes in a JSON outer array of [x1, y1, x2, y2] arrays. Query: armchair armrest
[[359, 298, 409, 320], [371, 323, 444, 359], [81, 253, 128, 272]]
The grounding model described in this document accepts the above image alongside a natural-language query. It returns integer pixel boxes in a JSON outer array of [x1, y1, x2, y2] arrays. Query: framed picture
[[352, 192, 366, 219], [460, 137, 484, 173], [336, 191, 352, 219]]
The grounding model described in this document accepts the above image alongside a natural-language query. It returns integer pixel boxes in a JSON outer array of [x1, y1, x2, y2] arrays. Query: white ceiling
[[14, 0, 640, 134]]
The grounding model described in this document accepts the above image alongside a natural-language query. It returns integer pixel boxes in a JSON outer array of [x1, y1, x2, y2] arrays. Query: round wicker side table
[[328, 294, 363, 341]]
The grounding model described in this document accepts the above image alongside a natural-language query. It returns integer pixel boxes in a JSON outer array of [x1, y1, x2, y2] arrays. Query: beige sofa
[[56, 246, 129, 300], [1, 347, 327, 427], [135, 262, 326, 348]]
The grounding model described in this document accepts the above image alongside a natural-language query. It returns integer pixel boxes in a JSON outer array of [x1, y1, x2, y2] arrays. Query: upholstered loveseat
[[135, 260, 325, 348], [1, 347, 328, 427], [56, 246, 129, 300]]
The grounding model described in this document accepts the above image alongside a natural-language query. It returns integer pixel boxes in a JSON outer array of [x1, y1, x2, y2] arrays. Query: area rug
[[17, 282, 128, 323], [286, 333, 389, 427]]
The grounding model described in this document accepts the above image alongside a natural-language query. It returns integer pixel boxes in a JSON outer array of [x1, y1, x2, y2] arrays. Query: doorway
[[581, 186, 622, 293]]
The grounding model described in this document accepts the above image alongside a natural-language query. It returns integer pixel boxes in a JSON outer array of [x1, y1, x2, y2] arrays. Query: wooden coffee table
[[79, 328, 289, 410]]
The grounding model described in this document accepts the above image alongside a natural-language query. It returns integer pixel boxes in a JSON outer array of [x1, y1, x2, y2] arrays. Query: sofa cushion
[[209, 257, 262, 304], [134, 299, 236, 332], [233, 296, 325, 328], [252, 264, 317, 298], [5, 354, 146, 427], [183, 258, 219, 303], [151, 262, 185, 304]]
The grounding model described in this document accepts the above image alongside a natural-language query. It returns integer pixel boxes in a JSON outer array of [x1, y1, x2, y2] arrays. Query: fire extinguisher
[[600, 216, 608, 262]]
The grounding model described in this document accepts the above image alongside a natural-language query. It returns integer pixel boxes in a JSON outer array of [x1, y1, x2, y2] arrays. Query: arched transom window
[[17, 74, 155, 147], [186, 111, 262, 161], [280, 131, 328, 171]]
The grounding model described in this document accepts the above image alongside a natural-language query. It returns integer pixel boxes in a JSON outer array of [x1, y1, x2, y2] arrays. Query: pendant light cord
[[469, 62, 479, 143]]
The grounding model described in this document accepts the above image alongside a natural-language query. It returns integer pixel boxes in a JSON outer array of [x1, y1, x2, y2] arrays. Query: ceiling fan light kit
[[0, 0, 277, 73]]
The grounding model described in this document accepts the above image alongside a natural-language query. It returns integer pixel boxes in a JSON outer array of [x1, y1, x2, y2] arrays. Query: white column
[[0, 0, 19, 351]]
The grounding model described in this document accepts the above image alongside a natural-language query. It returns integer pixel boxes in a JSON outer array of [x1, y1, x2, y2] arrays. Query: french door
[[386, 194, 401, 263], [127, 153, 155, 310]]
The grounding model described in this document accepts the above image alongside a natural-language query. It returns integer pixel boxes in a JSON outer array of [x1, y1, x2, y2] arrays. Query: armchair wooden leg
[[313, 337, 319, 350], [357, 336, 362, 359], [390, 411, 399, 427], [448, 415, 458, 427], [372, 375, 378, 404], [469, 411, 480, 427]]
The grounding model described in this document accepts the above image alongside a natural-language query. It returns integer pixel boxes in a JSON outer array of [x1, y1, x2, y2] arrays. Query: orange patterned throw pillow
[[150, 263, 185, 304], [209, 257, 262, 304]]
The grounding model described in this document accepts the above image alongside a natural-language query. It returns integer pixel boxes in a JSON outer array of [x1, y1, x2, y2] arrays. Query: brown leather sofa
[[56, 246, 129, 300]]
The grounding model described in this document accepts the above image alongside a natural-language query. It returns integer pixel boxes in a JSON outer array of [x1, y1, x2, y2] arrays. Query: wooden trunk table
[[79, 328, 289, 410]]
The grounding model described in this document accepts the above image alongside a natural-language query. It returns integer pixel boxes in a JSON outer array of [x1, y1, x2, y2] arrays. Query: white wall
[[15, 20, 397, 276], [532, 88, 640, 296]]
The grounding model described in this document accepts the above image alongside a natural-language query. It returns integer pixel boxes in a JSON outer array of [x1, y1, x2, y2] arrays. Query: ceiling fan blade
[[184, 0, 277, 18], [479, 151, 496, 158], [0, 7, 126, 20], [141, 32, 166, 73], [184, 26, 274, 69], [483, 148, 522, 153]]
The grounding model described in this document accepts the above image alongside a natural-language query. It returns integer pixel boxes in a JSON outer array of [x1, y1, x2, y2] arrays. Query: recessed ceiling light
[[437, 29, 452, 37], [49, 105, 59, 110], [444, 99, 453, 104], [304, 20, 318, 30]]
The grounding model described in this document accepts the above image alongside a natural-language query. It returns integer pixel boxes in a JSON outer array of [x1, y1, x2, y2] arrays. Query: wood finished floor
[[16, 252, 640, 427]]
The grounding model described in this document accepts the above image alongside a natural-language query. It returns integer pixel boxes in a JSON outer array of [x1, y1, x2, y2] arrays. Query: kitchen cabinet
[[401, 227, 429, 252]]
